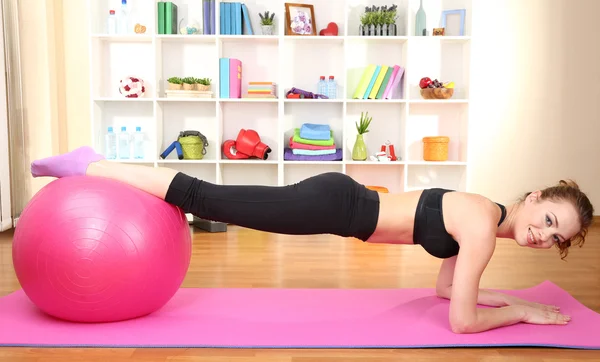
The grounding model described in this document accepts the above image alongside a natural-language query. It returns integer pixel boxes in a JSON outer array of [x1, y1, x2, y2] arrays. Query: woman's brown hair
[[522, 180, 594, 259]]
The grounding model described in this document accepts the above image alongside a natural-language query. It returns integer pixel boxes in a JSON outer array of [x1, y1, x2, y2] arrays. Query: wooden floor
[[1, 221, 599, 361]]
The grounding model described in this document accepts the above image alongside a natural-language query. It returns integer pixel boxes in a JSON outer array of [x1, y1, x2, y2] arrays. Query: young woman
[[30, 146, 594, 334]]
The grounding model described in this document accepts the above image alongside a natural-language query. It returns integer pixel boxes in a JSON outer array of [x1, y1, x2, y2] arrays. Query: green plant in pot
[[259, 11, 275, 35], [182, 77, 196, 90], [352, 111, 372, 161], [167, 76, 183, 90]]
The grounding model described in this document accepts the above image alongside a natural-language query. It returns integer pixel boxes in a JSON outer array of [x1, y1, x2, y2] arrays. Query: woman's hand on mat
[[520, 305, 571, 325]]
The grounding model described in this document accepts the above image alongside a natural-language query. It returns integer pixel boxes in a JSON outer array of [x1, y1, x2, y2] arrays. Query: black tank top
[[413, 188, 507, 259]]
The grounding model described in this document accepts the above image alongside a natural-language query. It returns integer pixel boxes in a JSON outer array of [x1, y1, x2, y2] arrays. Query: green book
[[375, 67, 394, 99], [157, 2, 165, 34], [165, 2, 178, 34]]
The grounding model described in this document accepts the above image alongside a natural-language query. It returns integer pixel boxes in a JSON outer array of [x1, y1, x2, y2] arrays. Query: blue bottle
[[317, 76, 327, 97], [118, 126, 130, 159], [327, 76, 337, 99], [105, 126, 117, 159]]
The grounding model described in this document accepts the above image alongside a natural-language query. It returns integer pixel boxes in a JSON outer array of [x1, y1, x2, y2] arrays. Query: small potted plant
[[352, 111, 372, 161], [182, 77, 196, 91], [167, 76, 183, 90], [195, 77, 211, 91], [259, 11, 275, 35], [381, 4, 398, 36]]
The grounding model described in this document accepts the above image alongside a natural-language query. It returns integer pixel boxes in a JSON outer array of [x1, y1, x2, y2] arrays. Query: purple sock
[[31, 146, 105, 178]]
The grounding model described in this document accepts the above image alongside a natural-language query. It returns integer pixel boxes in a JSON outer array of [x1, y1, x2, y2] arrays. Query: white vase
[[261, 25, 273, 35]]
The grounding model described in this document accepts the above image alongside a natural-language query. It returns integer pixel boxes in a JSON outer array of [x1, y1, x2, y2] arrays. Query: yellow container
[[422, 136, 449, 161]]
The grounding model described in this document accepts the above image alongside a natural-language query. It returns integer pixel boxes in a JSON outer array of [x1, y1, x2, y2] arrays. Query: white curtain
[[1, 0, 27, 231]]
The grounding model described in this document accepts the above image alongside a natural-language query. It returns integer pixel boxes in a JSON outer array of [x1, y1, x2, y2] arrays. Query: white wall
[[468, 0, 600, 210], [10, 0, 600, 215]]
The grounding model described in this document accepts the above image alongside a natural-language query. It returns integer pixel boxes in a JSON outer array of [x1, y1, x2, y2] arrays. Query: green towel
[[292, 128, 334, 146]]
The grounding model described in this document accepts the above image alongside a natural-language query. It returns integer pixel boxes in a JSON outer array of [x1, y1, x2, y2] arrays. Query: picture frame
[[440, 9, 466, 36], [284, 3, 316, 36]]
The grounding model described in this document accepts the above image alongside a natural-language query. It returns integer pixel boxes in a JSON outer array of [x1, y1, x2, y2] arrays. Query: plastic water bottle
[[105, 127, 117, 159], [327, 75, 337, 99], [118, 126, 130, 159], [132, 126, 145, 159], [317, 76, 327, 97], [118, 0, 129, 34], [107, 10, 117, 34]]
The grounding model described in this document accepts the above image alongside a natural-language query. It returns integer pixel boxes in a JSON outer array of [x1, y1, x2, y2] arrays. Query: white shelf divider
[[88, 0, 473, 194]]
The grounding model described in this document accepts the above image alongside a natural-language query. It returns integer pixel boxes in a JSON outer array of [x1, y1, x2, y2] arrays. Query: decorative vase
[[352, 134, 368, 161], [415, 0, 426, 36], [261, 25, 273, 35]]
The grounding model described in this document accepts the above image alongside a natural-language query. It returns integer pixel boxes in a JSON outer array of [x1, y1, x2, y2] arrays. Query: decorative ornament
[[119, 76, 145, 98], [134, 23, 147, 34]]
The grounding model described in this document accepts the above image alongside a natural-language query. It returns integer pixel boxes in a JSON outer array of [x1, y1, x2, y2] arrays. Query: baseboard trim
[[0, 217, 12, 231]]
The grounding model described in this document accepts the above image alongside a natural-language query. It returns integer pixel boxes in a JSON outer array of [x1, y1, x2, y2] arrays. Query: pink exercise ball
[[12, 175, 192, 323]]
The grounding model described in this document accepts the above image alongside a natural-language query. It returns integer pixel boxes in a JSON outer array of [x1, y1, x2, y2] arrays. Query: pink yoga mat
[[0, 281, 599, 349]]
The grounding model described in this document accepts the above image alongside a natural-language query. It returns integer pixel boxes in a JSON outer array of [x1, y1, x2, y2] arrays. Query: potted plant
[[352, 111, 372, 161], [259, 11, 275, 35], [359, 6, 373, 36], [167, 76, 183, 90], [182, 77, 196, 91], [381, 4, 398, 36], [195, 77, 211, 91]]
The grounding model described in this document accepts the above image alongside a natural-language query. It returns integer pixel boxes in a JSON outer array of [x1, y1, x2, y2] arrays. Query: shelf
[[88, 0, 473, 193]]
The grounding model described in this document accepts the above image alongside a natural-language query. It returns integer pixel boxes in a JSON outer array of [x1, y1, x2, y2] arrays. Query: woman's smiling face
[[514, 190, 582, 250]]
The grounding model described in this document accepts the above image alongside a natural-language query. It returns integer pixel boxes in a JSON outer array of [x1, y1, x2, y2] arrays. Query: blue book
[[234, 2, 241, 35], [225, 2, 231, 34], [219, 58, 230, 98], [241, 3, 253, 35], [363, 65, 381, 99], [219, 2, 224, 34], [202, 0, 210, 35]]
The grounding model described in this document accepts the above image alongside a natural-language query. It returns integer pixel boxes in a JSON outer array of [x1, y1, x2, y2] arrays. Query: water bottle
[[105, 127, 117, 159], [118, 0, 129, 34], [133, 126, 145, 159], [118, 126, 130, 159], [107, 10, 117, 34], [317, 76, 327, 97], [327, 75, 337, 99]]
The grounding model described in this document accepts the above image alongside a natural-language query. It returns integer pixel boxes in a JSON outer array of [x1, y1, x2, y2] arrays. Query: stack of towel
[[284, 123, 342, 161]]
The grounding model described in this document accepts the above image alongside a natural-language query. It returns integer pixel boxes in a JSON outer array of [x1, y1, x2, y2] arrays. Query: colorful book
[[384, 66, 405, 99], [352, 64, 377, 99], [368, 65, 389, 99], [382, 65, 401, 99], [157, 2, 166, 34], [219, 58, 230, 98], [241, 4, 253, 35], [363, 65, 381, 99], [164, 2, 177, 34], [229, 58, 242, 98], [376, 67, 394, 99]]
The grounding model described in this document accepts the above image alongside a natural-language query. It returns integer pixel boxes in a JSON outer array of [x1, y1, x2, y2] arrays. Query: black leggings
[[164, 171, 380, 241]]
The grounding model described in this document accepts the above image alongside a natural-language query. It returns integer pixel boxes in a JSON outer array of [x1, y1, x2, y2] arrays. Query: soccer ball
[[119, 76, 145, 98]]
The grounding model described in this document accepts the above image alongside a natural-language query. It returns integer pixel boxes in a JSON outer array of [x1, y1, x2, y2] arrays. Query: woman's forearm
[[453, 305, 525, 334]]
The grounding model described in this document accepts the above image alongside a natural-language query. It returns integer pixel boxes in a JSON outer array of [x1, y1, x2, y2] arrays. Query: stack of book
[[245, 82, 277, 98], [352, 65, 405, 100], [220, 1, 253, 35]]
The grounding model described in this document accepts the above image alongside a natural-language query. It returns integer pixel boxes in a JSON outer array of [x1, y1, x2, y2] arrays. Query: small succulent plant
[[259, 11, 275, 25], [356, 111, 372, 134]]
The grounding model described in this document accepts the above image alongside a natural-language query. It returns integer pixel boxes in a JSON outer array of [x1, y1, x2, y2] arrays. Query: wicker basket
[[178, 132, 208, 159], [196, 83, 210, 91], [422, 136, 449, 161]]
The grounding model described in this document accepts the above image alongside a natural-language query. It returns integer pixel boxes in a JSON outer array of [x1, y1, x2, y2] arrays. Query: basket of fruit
[[419, 77, 454, 99]]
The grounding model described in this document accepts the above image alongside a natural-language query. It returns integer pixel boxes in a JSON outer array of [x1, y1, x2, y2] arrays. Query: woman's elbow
[[449, 314, 478, 334]]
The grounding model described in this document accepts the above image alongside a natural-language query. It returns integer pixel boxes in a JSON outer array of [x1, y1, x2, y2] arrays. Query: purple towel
[[284, 148, 342, 161]]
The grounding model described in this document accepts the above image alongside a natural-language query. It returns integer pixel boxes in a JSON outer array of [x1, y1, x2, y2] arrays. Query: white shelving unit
[[88, 0, 472, 196]]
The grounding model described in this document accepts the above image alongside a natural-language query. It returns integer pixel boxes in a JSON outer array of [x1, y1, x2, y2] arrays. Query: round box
[[422, 136, 449, 161]]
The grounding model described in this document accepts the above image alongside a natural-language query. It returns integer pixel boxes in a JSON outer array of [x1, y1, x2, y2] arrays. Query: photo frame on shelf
[[284, 3, 316, 36], [440, 9, 466, 36]]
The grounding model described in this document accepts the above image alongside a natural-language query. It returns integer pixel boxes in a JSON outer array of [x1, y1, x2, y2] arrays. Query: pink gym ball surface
[[11, 176, 192, 323]]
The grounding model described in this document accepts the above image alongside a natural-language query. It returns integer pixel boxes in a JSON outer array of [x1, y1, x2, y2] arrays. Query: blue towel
[[299, 123, 331, 140]]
